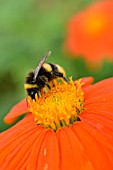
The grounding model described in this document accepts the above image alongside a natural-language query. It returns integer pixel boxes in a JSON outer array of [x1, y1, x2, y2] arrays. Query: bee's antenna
[[33, 51, 51, 81]]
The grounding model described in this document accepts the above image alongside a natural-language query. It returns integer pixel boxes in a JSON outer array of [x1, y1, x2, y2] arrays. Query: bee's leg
[[45, 82, 51, 90], [38, 76, 51, 92], [37, 91, 41, 98], [51, 80, 55, 87], [38, 76, 47, 86]]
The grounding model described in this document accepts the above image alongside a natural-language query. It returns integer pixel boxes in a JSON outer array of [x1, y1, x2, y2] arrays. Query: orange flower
[[65, 0, 113, 66], [1, 77, 113, 170]]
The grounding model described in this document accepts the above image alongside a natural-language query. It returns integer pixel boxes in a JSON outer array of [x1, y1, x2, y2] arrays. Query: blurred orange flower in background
[[1, 77, 113, 170], [65, 0, 113, 66]]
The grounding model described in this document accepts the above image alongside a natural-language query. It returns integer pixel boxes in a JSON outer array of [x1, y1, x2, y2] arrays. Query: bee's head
[[55, 64, 66, 77]]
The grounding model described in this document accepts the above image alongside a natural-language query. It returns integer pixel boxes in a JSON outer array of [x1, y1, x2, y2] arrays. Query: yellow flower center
[[28, 77, 84, 131]]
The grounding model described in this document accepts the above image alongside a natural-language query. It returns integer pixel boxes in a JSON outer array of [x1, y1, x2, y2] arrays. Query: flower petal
[[4, 99, 28, 124], [72, 122, 113, 170], [0, 114, 47, 170], [80, 77, 94, 86], [35, 130, 60, 170], [1, 113, 60, 170], [83, 78, 113, 99], [56, 126, 94, 170], [64, 0, 113, 66], [80, 113, 113, 151], [74, 77, 94, 87]]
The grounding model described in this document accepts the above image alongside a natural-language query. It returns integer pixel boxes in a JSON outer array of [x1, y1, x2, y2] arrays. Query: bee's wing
[[33, 51, 51, 81]]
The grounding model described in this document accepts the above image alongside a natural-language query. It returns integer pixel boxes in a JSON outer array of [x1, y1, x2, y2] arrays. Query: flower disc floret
[[28, 78, 84, 131]]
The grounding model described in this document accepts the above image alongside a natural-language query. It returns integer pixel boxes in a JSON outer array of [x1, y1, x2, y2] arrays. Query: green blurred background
[[1, 0, 113, 132]]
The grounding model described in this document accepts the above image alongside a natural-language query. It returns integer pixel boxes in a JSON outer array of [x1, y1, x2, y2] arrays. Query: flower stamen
[[28, 77, 84, 131]]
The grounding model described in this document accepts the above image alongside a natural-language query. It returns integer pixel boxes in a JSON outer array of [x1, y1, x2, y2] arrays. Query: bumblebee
[[24, 51, 69, 99]]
